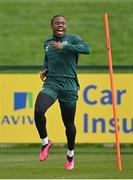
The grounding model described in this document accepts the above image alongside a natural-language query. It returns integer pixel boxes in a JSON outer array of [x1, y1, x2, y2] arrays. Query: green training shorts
[[40, 77, 79, 107]]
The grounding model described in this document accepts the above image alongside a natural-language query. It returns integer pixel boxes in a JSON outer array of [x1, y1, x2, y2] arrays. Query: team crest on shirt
[[45, 45, 49, 52]]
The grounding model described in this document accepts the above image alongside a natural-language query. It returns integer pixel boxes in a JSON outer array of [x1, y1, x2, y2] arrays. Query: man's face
[[51, 17, 67, 37]]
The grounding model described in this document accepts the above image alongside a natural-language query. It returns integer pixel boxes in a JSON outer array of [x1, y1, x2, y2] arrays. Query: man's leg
[[34, 92, 55, 160], [59, 102, 77, 169], [34, 92, 55, 138]]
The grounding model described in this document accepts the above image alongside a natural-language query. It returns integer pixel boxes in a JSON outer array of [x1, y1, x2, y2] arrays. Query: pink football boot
[[65, 159, 74, 170], [39, 140, 52, 161]]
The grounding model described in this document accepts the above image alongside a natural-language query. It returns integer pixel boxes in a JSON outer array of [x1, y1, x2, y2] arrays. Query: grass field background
[[0, 144, 133, 179], [0, 0, 133, 66]]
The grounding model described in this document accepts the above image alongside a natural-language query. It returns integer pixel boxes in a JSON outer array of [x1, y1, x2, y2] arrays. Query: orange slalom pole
[[104, 12, 122, 172]]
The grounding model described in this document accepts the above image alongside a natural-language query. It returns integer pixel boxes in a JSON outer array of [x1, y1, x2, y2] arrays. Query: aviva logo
[[14, 92, 33, 111]]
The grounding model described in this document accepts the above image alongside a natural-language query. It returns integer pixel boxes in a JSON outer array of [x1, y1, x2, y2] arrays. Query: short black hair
[[51, 15, 65, 25]]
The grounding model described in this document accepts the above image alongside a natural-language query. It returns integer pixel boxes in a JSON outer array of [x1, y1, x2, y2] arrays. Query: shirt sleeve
[[41, 41, 48, 71], [41, 54, 48, 71], [63, 35, 91, 54]]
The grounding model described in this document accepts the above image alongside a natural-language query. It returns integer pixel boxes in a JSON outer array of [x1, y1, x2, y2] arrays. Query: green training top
[[42, 34, 91, 79]]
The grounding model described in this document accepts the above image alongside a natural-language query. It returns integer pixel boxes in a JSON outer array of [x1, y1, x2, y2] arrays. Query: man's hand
[[40, 69, 48, 82], [50, 41, 63, 49]]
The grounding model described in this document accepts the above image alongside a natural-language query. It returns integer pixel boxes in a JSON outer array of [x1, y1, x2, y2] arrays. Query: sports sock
[[41, 136, 48, 146], [67, 149, 74, 157], [67, 149, 74, 162]]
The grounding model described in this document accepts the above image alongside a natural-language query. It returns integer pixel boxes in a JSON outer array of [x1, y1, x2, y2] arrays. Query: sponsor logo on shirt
[[62, 41, 68, 45]]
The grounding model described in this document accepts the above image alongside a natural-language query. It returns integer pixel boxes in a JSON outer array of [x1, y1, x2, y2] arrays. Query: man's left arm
[[63, 35, 91, 54]]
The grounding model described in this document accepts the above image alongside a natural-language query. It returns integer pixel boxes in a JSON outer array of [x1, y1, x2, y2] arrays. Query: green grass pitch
[[0, 0, 133, 66], [0, 144, 133, 179]]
